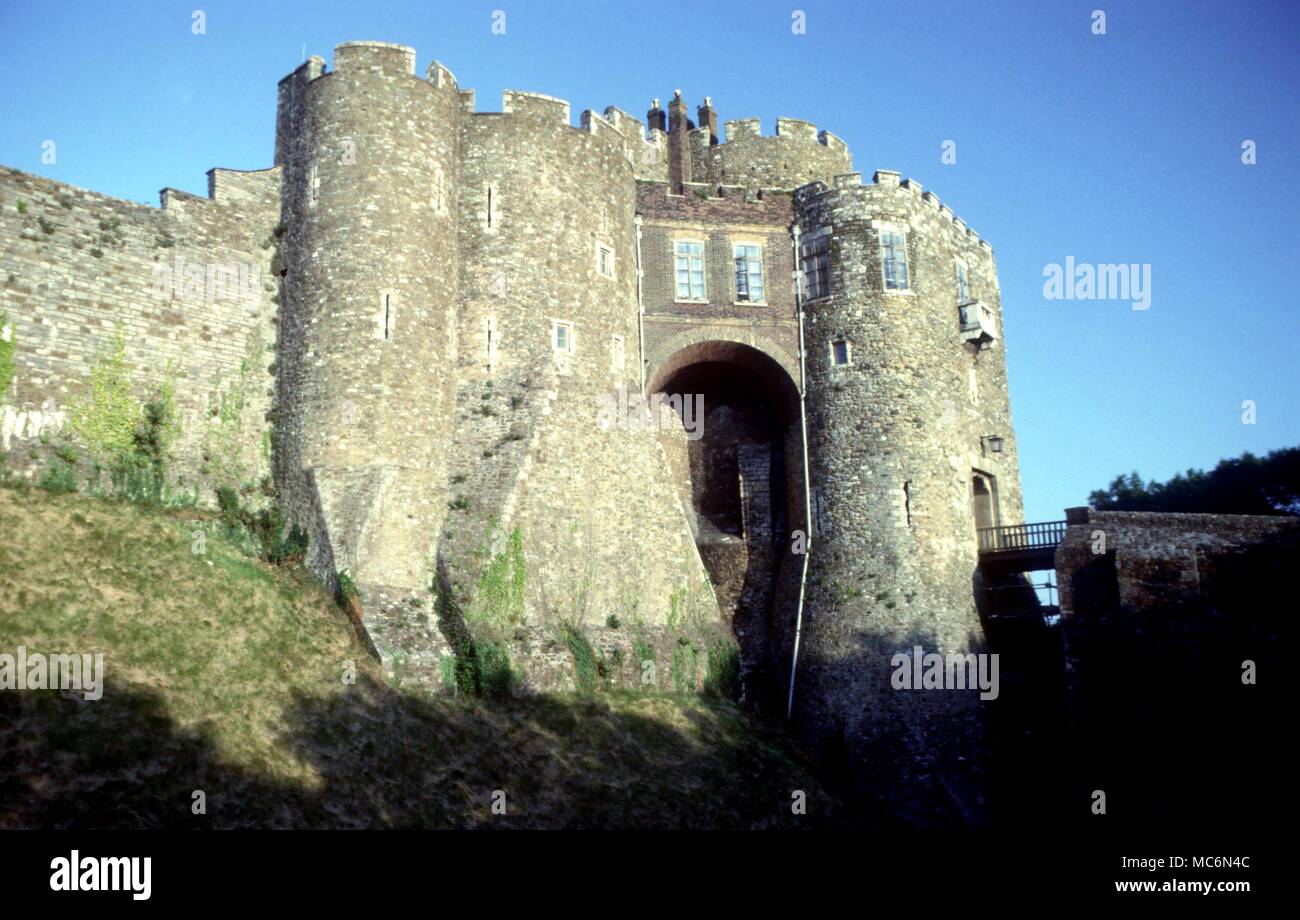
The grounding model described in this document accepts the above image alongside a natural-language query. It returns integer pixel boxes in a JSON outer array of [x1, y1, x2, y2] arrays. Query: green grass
[[0, 486, 844, 828]]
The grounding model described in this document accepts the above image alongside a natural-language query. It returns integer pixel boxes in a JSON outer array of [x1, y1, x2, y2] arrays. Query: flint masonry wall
[[447, 91, 718, 638], [0, 165, 279, 494], [787, 170, 1022, 825], [694, 118, 852, 192], [274, 42, 459, 597], [269, 46, 720, 683]]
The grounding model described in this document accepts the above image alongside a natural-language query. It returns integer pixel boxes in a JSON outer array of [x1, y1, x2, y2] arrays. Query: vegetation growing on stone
[[0, 310, 14, 399]]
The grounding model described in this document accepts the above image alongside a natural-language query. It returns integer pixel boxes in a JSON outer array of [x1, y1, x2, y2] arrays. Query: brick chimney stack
[[668, 90, 690, 193], [697, 96, 718, 146], [647, 97, 666, 133]]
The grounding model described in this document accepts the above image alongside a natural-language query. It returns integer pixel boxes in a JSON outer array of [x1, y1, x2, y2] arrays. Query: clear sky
[[1, 0, 1296, 522]]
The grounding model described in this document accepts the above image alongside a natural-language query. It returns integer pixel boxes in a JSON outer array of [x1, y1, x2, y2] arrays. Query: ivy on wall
[[0, 311, 14, 400]]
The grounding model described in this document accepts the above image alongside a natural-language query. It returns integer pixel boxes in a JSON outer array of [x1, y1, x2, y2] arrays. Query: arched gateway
[[647, 337, 805, 710]]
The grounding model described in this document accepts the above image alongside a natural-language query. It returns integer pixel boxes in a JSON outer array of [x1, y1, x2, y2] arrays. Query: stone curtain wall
[[1057, 507, 1300, 698], [694, 118, 853, 192], [1055, 508, 1298, 827], [0, 164, 280, 495]]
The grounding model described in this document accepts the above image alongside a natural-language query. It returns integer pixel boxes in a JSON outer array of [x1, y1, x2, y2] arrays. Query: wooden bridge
[[977, 520, 1067, 571], [976, 520, 1068, 622]]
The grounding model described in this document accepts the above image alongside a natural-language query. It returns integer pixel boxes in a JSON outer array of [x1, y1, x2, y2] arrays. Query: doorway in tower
[[648, 340, 802, 711], [971, 471, 998, 534]]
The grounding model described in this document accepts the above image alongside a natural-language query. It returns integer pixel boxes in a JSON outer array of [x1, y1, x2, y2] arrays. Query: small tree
[[69, 325, 139, 467]]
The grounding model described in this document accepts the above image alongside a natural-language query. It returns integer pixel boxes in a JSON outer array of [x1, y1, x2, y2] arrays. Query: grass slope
[[0, 486, 843, 829]]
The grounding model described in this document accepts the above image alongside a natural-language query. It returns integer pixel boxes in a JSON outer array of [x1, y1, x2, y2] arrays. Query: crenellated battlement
[[426, 59, 458, 90], [796, 169, 996, 255], [501, 89, 572, 123], [333, 40, 416, 76]]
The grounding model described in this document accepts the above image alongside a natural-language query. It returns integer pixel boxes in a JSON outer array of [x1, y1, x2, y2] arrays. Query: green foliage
[[703, 640, 742, 701], [452, 639, 516, 698], [448, 495, 470, 511], [834, 581, 863, 603], [438, 654, 456, 692], [466, 527, 526, 635], [335, 569, 359, 606], [1089, 447, 1300, 516], [565, 626, 599, 693], [16, 200, 26, 214], [671, 637, 699, 694], [202, 361, 252, 489], [632, 636, 655, 675], [37, 459, 77, 494], [69, 326, 140, 466], [441, 526, 528, 698], [133, 375, 180, 479], [215, 485, 307, 566], [0, 310, 15, 399]]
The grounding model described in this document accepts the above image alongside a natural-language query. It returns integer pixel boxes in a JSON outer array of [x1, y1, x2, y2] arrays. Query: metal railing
[[977, 520, 1068, 554]]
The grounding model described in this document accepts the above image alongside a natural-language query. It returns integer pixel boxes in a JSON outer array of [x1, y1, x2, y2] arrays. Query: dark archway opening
[[648, 341, 802, 712]]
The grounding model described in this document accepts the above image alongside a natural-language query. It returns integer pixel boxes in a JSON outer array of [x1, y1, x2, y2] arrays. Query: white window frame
[[880, 226, 910, 292], [829, 338, 851, 367], [732, 242, 765, 304], [552, 320, 575, 355], [596, 242, 616, 280], [800, 232, 830, 301], [673, 239, 707, 302]]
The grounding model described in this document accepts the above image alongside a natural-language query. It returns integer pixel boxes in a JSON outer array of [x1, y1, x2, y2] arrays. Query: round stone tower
[[274, 42, 461, 592], [790, 170, 1023, 824]]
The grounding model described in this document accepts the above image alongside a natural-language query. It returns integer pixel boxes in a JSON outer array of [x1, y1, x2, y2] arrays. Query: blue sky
[[1, 0, 1296, 522]]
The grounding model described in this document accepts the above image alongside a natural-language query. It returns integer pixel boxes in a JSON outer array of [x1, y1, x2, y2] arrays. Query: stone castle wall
[[1, 44, 1030, 823], [694, 117, 853, 192], [269, 43, 721, 684], [0, 164, 280, 496], [1054, 508, 1298, 826]]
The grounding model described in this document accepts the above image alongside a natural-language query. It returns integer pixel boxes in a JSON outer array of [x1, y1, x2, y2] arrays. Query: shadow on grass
[[0, 675, 855, 830]]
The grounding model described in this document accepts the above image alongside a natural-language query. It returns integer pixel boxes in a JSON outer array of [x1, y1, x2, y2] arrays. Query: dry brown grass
[[0, 485, 845, 828]]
